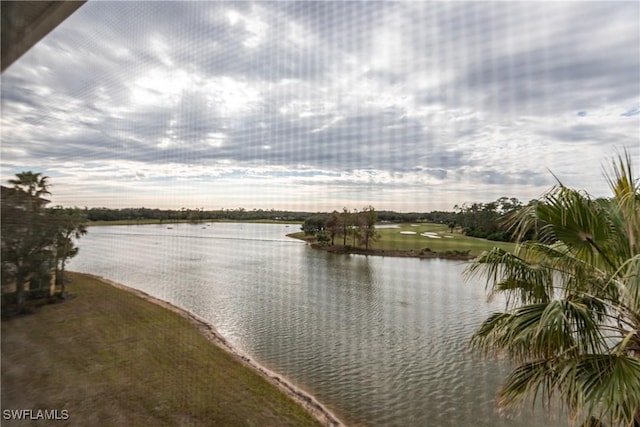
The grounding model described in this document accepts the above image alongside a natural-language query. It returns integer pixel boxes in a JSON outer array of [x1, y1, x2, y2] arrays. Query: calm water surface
[[69, 223, 566, 426]]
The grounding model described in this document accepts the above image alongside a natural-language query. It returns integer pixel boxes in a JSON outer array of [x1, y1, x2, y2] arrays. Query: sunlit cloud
[[1, 1, 638, 211]]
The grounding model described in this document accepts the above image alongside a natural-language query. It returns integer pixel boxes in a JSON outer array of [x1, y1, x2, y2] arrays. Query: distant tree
[[349, 209, 361, 247], [357, 206, 378, 250], [188, 208, 202, 224], [496, 196, 522, 214], [454, 197, 523, 242], [326, 211, 340, 245], [339, 208, 351, 246], [302, 215, 326, 235]]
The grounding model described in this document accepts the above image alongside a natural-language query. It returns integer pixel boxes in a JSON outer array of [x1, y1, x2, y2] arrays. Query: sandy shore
[[84, 273, 345, 427]]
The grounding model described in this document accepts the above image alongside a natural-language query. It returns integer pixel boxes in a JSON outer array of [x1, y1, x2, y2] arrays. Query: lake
[[69, 222, 566, 426]]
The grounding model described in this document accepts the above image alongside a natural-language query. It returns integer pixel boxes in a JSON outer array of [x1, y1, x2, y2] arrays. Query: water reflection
[[70, 223, 566, 426]]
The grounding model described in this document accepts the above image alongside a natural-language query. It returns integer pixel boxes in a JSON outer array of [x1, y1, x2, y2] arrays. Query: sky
[[1, 1, 639, 212]]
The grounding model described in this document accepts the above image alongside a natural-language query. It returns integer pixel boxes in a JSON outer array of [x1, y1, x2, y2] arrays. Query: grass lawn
[[376, 223, 515, 255], [1, 272, 323, 426], [290, 223, 515, 257]]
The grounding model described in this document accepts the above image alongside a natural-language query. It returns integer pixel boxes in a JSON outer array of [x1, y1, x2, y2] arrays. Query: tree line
[[85, 206, 452, 225], [1, 172, 88, 313], [85, 207, 311, 223], [452, 196, 528, 241], [85, 200, 530, 245]]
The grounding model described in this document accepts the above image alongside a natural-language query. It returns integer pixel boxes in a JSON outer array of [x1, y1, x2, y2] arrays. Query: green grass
[[1, 272, 322, 426], [290, 223, 516, 256], [376, 223, 515, 255]]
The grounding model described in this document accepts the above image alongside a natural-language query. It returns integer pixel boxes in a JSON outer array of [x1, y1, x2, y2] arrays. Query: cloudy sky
[[1, 1, 638, 212]]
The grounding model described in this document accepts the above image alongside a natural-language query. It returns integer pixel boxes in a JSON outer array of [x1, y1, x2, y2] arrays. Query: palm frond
[[506, 201, 541, 243], [572, 354, 640, 426], [498, 359, 559, 414], [612, 255, 640, 323], [466, 248, 554, 307], [499, 355, 640, 426], [603, 149, 640, 258], [470, 297, 606, 363], [538, 187, 618, 272]]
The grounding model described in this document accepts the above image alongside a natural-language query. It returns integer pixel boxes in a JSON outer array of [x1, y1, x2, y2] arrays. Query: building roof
[[1, 1, 86, 72]]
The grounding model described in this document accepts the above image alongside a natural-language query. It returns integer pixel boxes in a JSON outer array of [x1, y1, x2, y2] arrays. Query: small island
[[287, 207, 516, 260]]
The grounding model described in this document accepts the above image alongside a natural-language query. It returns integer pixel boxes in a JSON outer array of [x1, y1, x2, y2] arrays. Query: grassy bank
[[290, 223, 516, 257], [1, 272, 323, 426]]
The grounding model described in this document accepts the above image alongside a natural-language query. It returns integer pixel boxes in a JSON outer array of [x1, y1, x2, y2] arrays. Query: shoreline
[[80, 273, 345, 427], [287, 237, 476, 261]]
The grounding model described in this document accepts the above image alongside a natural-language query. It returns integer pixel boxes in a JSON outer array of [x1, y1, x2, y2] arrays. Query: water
[[69, 223, 566, 426]]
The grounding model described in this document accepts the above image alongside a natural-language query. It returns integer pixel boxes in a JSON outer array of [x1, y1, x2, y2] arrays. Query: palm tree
[[465, 151, 640, 426], [9, 171, 50, 197]]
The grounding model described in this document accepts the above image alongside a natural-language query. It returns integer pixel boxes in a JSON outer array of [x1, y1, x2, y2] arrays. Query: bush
[[486, 232, 505, 241], [444, 249, 471, 256], [316, 231, 330, 245]]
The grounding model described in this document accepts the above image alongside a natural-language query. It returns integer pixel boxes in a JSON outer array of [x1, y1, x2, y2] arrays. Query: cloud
[[1, 1, 638, 211], [621, 107, 640, 117]]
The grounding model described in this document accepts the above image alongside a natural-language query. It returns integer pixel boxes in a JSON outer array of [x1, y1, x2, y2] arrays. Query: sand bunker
[[420, 232, 441, 239], [400, 231, 417, 235]]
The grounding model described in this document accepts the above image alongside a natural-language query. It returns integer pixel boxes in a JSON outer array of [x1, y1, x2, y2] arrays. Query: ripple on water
[[69, 224, 568, 427]]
